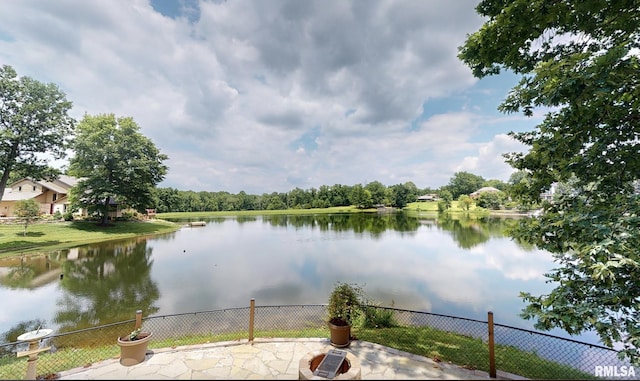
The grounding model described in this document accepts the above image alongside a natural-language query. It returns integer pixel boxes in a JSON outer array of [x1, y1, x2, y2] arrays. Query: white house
[[539, 182, 558, 202], [0, 175, 80, 217]]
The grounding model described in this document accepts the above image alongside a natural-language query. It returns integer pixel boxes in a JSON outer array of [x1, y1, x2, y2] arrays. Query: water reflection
[[0, 239, 160, 337], [0, 213, 601, 346], [261, 213, 420, 238], [54, 239, 160, 332], [0, 319, 46, 346], [0, 253, 64, 289]]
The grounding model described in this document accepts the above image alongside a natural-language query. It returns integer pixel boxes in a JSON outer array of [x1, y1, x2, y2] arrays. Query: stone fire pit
[[298, 349, 361, 380]]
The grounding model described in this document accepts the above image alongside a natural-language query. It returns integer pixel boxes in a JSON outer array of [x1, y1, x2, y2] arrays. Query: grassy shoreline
[[158, 202, 532, 220], [156, 205, 377, 219], [0, 220, 180, 259]]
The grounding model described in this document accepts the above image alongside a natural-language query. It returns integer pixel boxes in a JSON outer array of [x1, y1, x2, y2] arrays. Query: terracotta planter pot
[[117, 332, 152, 366], [328, 322, 351, 348]]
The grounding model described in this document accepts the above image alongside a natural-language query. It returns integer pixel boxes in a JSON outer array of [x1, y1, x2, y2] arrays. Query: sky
[[0, 0, 541, 195]]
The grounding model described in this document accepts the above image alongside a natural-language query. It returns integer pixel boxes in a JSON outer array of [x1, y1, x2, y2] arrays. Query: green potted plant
[[326, 282, 363, 347], [117, 327, 153, 366]]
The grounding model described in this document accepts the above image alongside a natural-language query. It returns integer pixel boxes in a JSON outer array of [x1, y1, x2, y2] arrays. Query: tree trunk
[[0, 142, 19, 203], [101, 197, 110, 225], [0, 169, 9, 204]]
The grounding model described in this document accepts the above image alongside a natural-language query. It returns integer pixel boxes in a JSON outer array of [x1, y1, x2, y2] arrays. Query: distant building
[[540, 183, 558, 202], [417, 194, 439, 202], [469, 187, 500, 199]]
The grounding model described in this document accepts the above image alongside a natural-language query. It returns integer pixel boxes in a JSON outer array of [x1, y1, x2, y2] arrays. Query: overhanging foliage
[[460, 0, 640, 364]]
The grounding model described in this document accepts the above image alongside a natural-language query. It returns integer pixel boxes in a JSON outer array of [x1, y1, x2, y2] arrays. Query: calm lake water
[[0, 212, 602, 345]]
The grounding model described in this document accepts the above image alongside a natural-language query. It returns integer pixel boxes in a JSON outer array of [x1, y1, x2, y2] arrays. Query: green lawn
[[0, 220, 180, 258], [157, 203, 521, 220], [404, 200, 488, 213], [355, 326, 596, 380]]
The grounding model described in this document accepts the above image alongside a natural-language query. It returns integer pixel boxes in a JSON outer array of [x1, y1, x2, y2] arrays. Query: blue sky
[[0, 0, 540, 194]]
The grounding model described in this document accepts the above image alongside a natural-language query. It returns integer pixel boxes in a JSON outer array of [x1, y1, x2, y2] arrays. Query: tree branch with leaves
[[0, 65, 75, 202], [460, 0, 640, 364]]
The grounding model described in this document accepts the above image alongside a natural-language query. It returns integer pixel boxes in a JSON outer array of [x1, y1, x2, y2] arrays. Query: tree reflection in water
[[54, 239, 160, 333], [262, 212, 421, 239]]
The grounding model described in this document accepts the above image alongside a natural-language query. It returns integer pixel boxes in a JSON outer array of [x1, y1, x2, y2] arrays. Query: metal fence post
[[249, 299, 255, 342], [488, 311, 496, 378], [135, 310, 142, 330]]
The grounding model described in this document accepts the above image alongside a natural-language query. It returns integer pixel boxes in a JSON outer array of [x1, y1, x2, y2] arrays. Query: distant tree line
[[152, 181, 424, 212], [152, 171, 514, 213]]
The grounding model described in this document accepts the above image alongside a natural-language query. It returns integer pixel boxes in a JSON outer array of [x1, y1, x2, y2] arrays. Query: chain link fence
[[0, 303, 632, 380], [493, 322, 633, 380]]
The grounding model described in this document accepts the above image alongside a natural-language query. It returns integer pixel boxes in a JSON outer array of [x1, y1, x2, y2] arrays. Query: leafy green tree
[[0, 65, 75, 202], [264, 192, 286, 210], [68, 114, 168, 225], [507, 170, 536, 209], [447, 171, 485, 199], [507, 170, 529, 187], [438, 189, 453, 209], [437, 194, 451, 213], [287, 187, 311, 209], [387, 183, 412, 208], [365, 181, 388, 206], [237, 190, 257, 210], [153, 187, 186, 212], [457, 194, 474, 211], [460, 0, 640, 362], [419, 186, 437, 196], [350, 184, 373, 209], [482, 179, 507, 191], [402, 181, 420, 201], [476, 191, 503, 210], [197, 191, 216, 211], [330, 184, 351, 207], [14, 199, 40, 235], [315, 185, 332, 208], [183, 191, 204, 212]]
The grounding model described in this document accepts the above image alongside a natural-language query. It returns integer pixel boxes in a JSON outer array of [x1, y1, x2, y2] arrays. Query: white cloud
[[0, 0, 536, 193], [456, 133, 528, 181]]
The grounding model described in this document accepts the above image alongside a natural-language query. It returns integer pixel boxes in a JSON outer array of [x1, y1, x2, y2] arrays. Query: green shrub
[[116, 210, 144, 221], [327, 282, 364, 326], [503, 201, 518, 210], [357, 305, 397, 328]]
